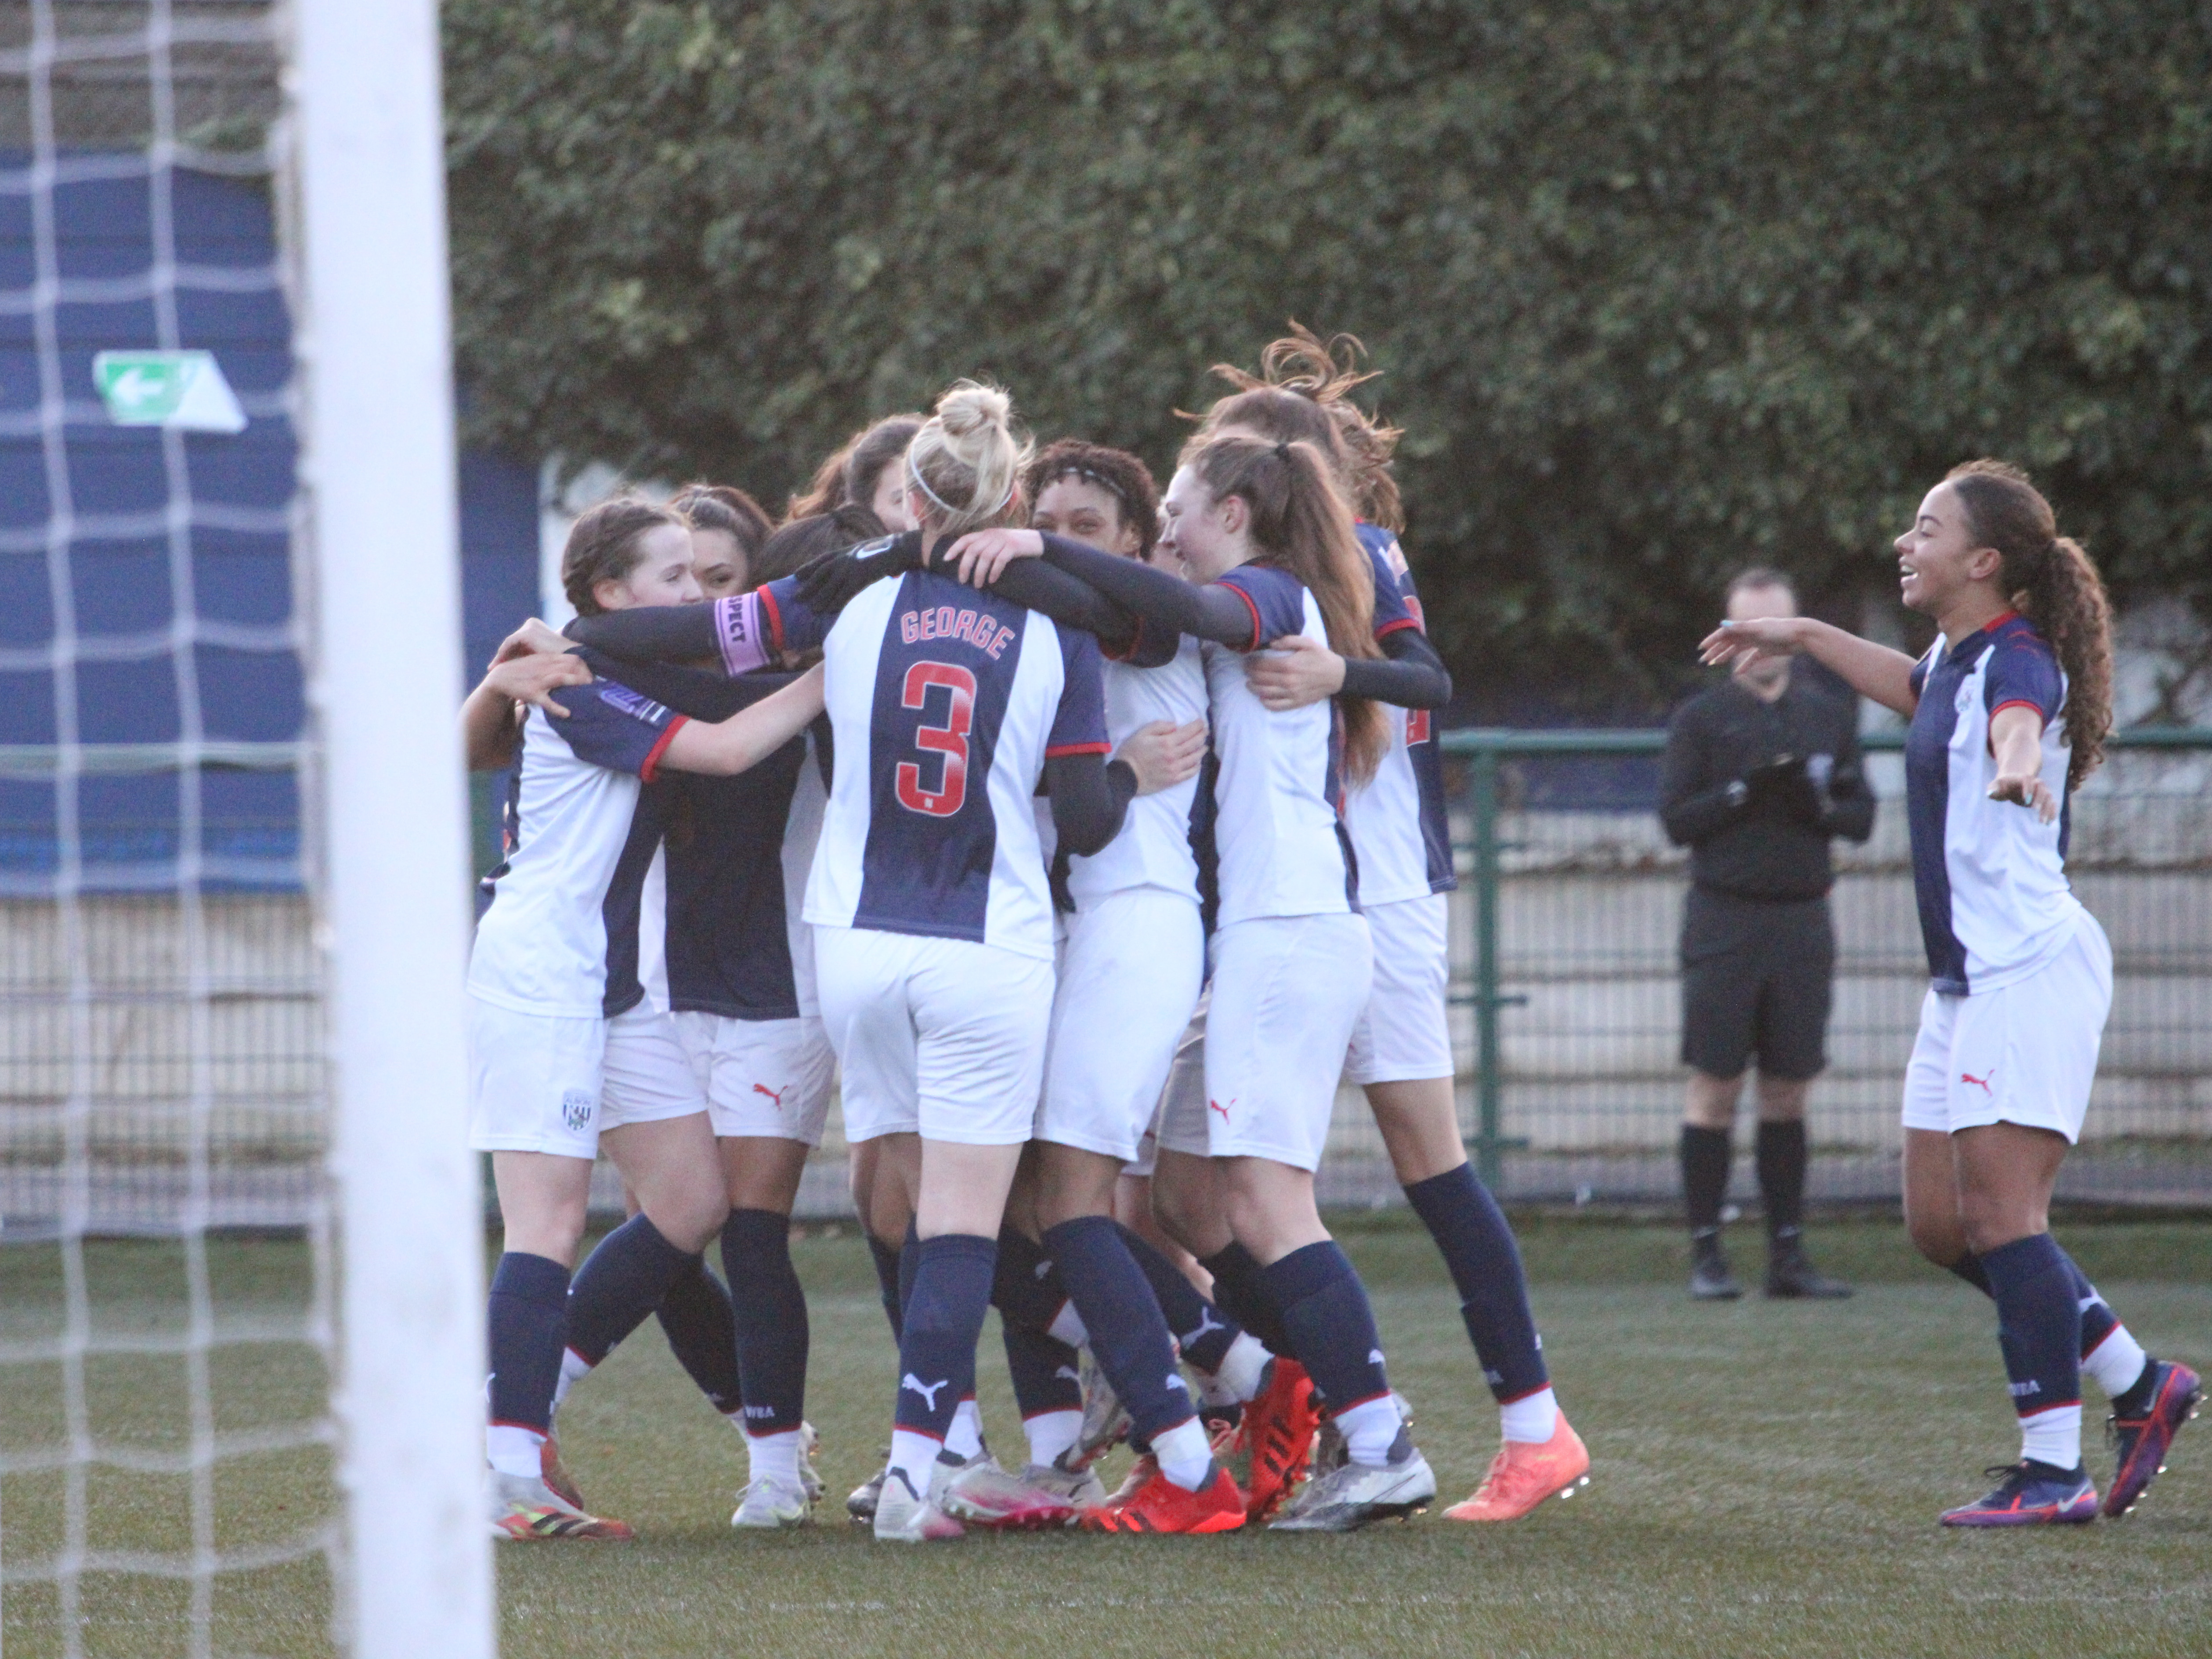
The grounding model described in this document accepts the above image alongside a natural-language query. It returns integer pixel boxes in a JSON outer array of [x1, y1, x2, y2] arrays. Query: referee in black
[[1661, 568, 1874, 1301]]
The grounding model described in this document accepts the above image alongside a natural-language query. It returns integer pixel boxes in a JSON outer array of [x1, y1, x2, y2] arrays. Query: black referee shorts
[[1678, 888, 1834, 1082]]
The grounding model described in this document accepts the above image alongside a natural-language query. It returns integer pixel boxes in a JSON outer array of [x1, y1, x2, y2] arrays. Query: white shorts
[[1036, 889, 1204, 1163], [467, 997, 706, 1159], [1900, 909, 2112, 1144], [813, 925, 1055, 1147], [1159, 914, 1372, 1172], [672, 1011, 836, 1147], [1135, 990, 1209, 1176], [1345, 893, 1453, 1084]]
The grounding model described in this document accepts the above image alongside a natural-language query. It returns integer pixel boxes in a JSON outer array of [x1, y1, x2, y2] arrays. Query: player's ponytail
[[1187, 434, 1388, 784], [905, 380, 1032, 539], [1946, 459, 2114, 792], [560, 495, 685, 617], [1197, 324, 1406, 532]]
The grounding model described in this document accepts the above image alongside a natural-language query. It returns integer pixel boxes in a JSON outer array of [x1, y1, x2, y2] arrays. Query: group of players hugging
[[459, 328, 2196, 1545]]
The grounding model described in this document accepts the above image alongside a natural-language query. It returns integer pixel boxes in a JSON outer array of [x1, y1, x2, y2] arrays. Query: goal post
[[289, 0, 493, 1653]]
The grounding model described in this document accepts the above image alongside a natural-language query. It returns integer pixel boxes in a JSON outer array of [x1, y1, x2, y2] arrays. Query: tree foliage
[[444, 0, 2212, 708]]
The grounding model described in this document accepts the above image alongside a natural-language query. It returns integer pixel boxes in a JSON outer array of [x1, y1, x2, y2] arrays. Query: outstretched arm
[[1699, 617, 1919, 718], [946, 530, 1258, 648], [928, 545, 1150, 658], [564, 601, 723, 664], [659, 665, 827, 777]]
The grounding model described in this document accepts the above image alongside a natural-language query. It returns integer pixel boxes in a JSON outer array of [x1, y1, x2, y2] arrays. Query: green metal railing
[[1437, 726, 2212, 1191]]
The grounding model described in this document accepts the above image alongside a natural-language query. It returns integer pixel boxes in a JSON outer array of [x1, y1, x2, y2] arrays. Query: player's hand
[[1989, 766, 2058, 823], [481, 648, 591, 716], [945, 528, 1044, 586], [1244, 633, 1346, 710], [1699, 615, 1805, 671], [493, 618, 572, 663], [1114, 718, 1207, 797]]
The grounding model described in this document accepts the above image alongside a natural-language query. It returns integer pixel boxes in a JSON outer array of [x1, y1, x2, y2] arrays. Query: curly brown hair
[[1945, 459, 2114, 791], [1022, 439, 1161, 561]]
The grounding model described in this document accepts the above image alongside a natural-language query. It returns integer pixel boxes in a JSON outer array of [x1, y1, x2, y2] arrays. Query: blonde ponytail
[[905, 380, 1032, 536]]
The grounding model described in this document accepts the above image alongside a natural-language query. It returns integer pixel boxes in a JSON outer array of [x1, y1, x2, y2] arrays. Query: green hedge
[[444, 0, 2212, 706]]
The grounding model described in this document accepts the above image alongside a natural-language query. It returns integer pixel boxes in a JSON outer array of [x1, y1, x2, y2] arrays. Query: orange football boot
[[1081, 1463, 1245, 1534], [1443, 1413, 1590, 1522]]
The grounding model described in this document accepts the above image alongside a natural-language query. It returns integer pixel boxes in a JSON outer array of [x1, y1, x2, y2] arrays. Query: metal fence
[[4, 731, 2207, 1235], [1307, 725, 2212, 1212]]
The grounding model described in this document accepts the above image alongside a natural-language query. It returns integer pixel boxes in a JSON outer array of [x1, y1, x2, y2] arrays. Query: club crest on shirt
[[560, 1089, 594, 1131], [596, 683, 672, 725]]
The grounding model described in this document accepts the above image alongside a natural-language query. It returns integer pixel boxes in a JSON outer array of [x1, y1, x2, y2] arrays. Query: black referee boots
[[1763, 1230, 1854, 1299], [1688, 1231, 1742, 1300]]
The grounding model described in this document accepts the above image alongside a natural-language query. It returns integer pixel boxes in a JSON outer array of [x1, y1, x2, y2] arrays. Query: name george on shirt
[[900, 603, 1016, 660]]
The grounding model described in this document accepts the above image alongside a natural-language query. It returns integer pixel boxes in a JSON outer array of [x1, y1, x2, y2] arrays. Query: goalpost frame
[[288, 2, 494, 1654]]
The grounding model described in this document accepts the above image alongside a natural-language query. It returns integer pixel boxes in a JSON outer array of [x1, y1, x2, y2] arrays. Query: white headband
[[908, 448, 1014, 522]]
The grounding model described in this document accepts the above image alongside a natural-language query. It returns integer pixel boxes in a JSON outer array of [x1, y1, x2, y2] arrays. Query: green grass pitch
[[3, 1217, 2206, 1658]]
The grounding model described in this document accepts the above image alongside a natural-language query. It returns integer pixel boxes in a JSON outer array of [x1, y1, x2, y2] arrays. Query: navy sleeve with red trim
[[545, 678, 688, 781], [1984, 629, 2063, 724], [1046, 622, 1110, 756], [1214, 564, 1309, 651]]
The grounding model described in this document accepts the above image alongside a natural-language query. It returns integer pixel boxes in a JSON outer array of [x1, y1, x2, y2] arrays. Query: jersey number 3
[[895, 661, 976, 817]]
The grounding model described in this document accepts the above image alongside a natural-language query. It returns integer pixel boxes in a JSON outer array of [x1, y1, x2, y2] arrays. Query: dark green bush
[[445, 0, 2212, 707]]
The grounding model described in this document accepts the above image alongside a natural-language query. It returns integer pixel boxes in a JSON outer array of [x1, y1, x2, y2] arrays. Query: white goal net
[[1, 4, 488, 1654]]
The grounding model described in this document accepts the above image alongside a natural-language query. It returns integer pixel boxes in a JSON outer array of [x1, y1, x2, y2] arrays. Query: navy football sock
[[1680, 1124, 1732, 1236], [1199, 1241, 1294, 1359], [1980, 1233, 2083, 1450], [566, 1214, 698, 1368], [2056, 1250, 2119, 1359], [1754, 1119, 1807, 1240], [868, 1232, 905, 1342], [898, 1220, 920, 1315], [1403, 1163, 1549, 1401], [1945, 1250, 2122, 1368], [488, 1251, 570, 1434], [652, 1252, 744, 1416], [1000, 1318, 1084, 1420], [722, 1208, 809, 1435], [1043, 1217, 1198, 1444], [1946, 1252, 1994, 1296], [894, 1234, 997, 1445], [1262, 1241, 1390, 1415], [1114, 1221, 1240, 1373], [990, 1225, 1074, 1334]]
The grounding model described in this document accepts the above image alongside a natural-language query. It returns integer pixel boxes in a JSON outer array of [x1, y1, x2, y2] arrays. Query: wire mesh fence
[[1305, 726, 2212, 1213], [7, 737, 2209, 1237]]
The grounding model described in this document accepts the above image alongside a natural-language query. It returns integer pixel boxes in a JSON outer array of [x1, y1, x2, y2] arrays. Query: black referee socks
[[1679, 1124, 1733, 1236]]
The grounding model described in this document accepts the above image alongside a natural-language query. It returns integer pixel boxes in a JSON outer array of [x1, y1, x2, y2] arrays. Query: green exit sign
[[92, 350, 247, 434]]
